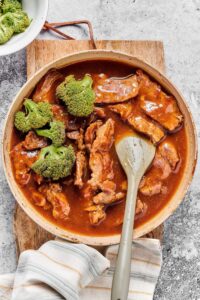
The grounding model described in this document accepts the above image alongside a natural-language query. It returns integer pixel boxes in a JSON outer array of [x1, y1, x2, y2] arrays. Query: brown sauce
[[10, 60, 187, 236]]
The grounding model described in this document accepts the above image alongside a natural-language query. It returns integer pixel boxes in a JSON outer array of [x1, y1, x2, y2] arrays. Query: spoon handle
[[111, 173, 138, 300]]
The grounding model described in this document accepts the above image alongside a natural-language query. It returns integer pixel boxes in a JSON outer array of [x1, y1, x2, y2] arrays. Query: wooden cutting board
[[14, 40, 165, 255]]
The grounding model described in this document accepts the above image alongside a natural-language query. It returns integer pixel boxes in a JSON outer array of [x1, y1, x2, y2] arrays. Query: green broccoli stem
[[81, 75, 93, 88], [39, 145, 59, 159], [36, 128, 52, 139], [35, 121, 65, 146], [24, 98, 37, 114]]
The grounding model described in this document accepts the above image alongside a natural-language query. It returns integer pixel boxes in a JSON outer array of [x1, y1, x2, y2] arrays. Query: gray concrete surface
[[0, 0, 200, 299]]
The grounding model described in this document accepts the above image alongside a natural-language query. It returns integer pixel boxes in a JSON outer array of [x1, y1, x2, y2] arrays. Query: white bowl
[[0, 0, 48, 56]]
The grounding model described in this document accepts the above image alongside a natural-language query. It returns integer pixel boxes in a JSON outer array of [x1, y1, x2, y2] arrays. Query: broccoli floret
[[0, 1, 31, 44], [14, 99, 53, 133], [56, 74, 95, 117], [31, 144, 75, 180], [0, 1, 3, 14], [8, 10, 30, 33], [2, 0, 22, 14], [36, 121, 65, 147], [0, 13, 14, 44]]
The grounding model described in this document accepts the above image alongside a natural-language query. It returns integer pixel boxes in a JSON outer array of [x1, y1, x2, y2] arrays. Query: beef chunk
[[10, 142, 38, 186], [93, 180, 125, 205], [139, 141, 179, 196], [85, 119, 125, 224], [112, 198, 147, 227], [23, 131, 48, 150], [109, 102, 165, 144], [159, 142, 179, 169], [66, 131, 80, 140], [74, 151, 86, 189], [51, 104, 69, 128], [88, 120, 115, 190], [93, 107, 106, 118], [33, 70, 64, 103], [85, 205, 106, 225], [94, 73, 139, 104], [39, 183, 70, 220], [137, 70, 183, 131], [85, 120, 103, 151]]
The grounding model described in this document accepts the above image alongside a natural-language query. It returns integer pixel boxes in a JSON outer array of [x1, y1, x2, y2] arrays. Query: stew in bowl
[[2, 51, 197, 245]]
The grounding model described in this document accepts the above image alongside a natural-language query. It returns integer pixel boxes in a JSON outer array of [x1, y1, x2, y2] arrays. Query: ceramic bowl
[[2, 50, 197, 245], [0, 0, 48, 56]]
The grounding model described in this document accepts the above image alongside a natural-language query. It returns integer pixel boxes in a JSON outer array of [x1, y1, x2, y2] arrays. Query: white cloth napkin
[[0, 238, 162, 300]]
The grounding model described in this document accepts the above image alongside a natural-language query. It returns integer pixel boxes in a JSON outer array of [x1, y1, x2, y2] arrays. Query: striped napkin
[[0, 239, 162, 300]]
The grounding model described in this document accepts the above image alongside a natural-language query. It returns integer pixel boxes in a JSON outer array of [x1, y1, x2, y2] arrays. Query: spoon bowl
[[115, 135, 156, 178]]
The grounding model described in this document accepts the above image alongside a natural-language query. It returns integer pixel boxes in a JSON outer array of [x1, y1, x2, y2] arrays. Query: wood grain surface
[[14, 40, 165, 254]]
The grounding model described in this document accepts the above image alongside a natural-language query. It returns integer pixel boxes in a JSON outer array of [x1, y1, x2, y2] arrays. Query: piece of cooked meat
[[93, 180, 125, 204], [74, 151, 86, 189], [86, 107, 106, 125], [153, 153, 172, 180], [137, 70, 183, 131], [93, 107, 106, 118], [10, 142, 38, 186], [66, 128, 85, 150], [23, 131, 48, 150], [66, 131, 80, 140], [66, 118, 83, 131], [89, 152, 114, 190], [88, 119, 115, 190], [93, 189, 125, 205], [77, 128, 85, 150], [39, 183, 70, 220], [94, 73, 139, 104], [112, 198, 147, 227], [85, 205, 106, 225], [109, 102, 165, 144], [31, 190, 47, 207], [139, 177, 163, 196], [135, 198, 147, 215], [85, 120, 103, 150], [33, 173, 44, 185], [158, 141, 179, 169], [139, 154, 171, 196], [85, 118, 126, 223], [51, 104, 69, 128], [81, 183, 95, 200], [92, 118, 115, 152], [88, 119, 126, 201], [33, 70, 64, 103], [121, 180, 128, 191], [139, 141, 179, 196]]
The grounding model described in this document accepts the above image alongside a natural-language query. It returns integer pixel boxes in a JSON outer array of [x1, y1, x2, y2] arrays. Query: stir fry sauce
[[10, 60, 187, 236]]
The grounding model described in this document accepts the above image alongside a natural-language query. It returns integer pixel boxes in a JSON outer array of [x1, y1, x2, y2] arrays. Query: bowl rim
[[2, 49, 198, 245], [0, 0, 49, 56]]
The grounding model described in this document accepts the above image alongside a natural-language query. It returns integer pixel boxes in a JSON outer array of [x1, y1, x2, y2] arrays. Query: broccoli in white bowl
[[0, 0, 48, 56]]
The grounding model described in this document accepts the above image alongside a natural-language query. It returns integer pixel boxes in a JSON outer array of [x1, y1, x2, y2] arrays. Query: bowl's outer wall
[[2, 50, 197, 245]]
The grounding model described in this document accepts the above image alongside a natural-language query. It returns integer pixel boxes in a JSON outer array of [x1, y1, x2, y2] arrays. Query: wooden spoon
[[111, 135, 155, 300]]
